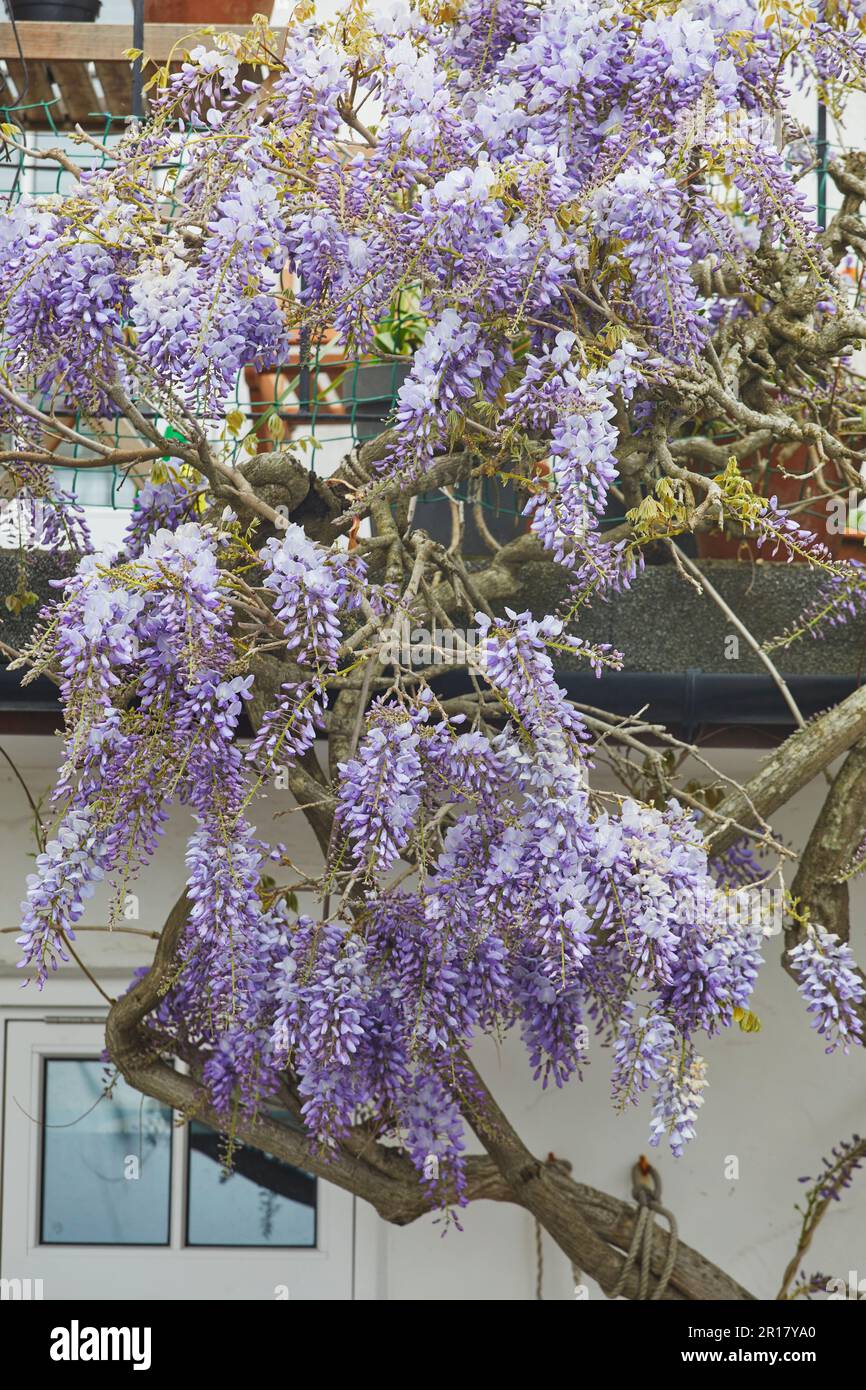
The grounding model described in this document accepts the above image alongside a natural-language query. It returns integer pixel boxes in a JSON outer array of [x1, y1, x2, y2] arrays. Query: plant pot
[[695, 441, 846, 562], [143, 0, 262, 21], [839, 531, 866, 564], [340, 361, 410, 443], [10, 0, 100, 18], [243, 347, 402, 452]]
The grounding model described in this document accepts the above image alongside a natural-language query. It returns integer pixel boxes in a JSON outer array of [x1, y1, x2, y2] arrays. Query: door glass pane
[[186, 1121, 316, 1247], [41, 1059, 172, 1245]]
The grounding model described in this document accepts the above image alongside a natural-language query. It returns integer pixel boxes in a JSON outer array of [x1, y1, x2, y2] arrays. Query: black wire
[[2, 0, 30, 105], [1, 0, 32, 210]]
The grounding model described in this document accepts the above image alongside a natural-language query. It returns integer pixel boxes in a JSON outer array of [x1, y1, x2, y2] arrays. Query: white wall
[[1, 737, 863, 1300]]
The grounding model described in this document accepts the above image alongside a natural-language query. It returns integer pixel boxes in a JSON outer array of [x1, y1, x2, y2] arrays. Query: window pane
[[41, 1059, 171, 1246], [186, 1122, 316, 1248]]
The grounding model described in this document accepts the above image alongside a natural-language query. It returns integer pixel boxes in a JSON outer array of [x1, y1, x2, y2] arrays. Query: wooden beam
[[92, 60, 132, 119], [2, 59, 63, 125], [48, 61, 103, 126], [0, 23, 282, 63]]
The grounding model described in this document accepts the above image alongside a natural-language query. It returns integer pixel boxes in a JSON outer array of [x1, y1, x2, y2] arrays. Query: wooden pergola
[[0, 21, 276, 128]]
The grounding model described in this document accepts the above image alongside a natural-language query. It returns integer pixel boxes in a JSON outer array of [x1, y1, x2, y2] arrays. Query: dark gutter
[[3, 552, 864, 739], [4, 660, 852, 740], [557, 669, 857, 741], [426, 666, 857, 743]]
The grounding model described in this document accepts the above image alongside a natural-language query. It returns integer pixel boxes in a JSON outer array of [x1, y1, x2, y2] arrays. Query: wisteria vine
[[3, 0, 866, 1219]]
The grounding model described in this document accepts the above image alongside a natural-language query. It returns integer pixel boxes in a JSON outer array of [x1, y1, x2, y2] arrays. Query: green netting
[[0, 96, 429, 515], [0, 94, 847, 530]]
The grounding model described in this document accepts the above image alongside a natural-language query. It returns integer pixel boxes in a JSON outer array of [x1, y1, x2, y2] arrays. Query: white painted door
[[1, 1019, 355, 1300]]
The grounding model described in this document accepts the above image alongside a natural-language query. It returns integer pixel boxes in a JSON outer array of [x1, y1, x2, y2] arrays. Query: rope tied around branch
[[608, 1156, 679, 1301]]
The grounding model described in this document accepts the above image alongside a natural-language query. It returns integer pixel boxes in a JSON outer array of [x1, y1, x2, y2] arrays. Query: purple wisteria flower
[[17, 810, 106, 985], [337, 712, 424, 872], [260, 524, 363, 669], [788, 926, 865, 1053], [8, 0, 866, 1204], [648, 1051, 709, 1158]]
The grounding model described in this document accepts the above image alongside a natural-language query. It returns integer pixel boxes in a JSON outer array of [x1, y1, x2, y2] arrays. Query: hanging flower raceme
[[247, 679, 327, 772], [337, 707, 425, 873], [129, 243, 290, 416], [612, 1005, 676, 1108], [2, 233, 130, 410], [284, 204, 397, 351], [17, 522, 254, 988], [753, 495, 834, 565], [375, 30, 470, 181], [504, 336, 643, 580], [245, 525, 365, 779], [591, 152, 709, 360], [153, 42, 241, 123], [17, 809, 108, 985], [184, 805, 270, 1021], [474, 607, 593, 768], [124, 479, 202, 560], [271, 24, 348, 143], [649, 1050, 709, 1158], [260, 523, 364, 670], [271, 917, 370, 1141], [1, 461, 93, 555], [787, 925, 865, 1054], [388, 309, 500, 478], [441, 0, 534, 80], [498, 0, 632, 174]]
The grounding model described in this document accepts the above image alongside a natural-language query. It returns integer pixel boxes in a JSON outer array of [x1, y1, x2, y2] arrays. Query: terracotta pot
[[839, 531, 866, 564], [244, 357, 350, 450], [695, 441, 846, 562], [144, 1, 263, 23]]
